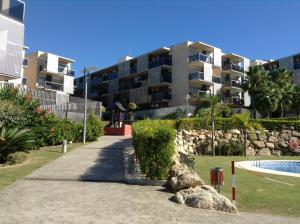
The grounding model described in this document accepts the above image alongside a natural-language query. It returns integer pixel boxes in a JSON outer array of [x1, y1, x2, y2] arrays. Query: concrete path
[[0, 136, 299, 224]]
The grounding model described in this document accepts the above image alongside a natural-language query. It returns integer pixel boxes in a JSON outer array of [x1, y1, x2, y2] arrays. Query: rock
[[278, 138, 288, 149], [292, 131, 300, 138], [178, 140, 183, 146], [257, 133, 267, 141], [272, 150, 282, 156], [258, 148, 271, 156], [231, 129, 241, 135], [249, 133, 257, 141], [280, 132, 290, 141], [173, 186, 237, 213], [169, 165, 204, 190], [268, 136, 277, 143], [253, 141, 265, 148], [199, 134, 206, 140], [266, 142, 275, 149], [182, 130, 190, 136], [246, 147, 256, 156], [224, 132, 232, 140]]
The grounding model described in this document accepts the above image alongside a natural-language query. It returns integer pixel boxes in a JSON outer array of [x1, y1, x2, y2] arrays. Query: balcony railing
[[223, 80, 242, 88], [130, 66, 137, 74], [223, 64, 244, 73], [119, 81, 144, 91], [148, 57, 172, 69], [189, 72, 204, 81], [150, 92, 171, 101], [39, 81, 64, 91], [189, 90, 211, 97], [294, 61, 300, 70], [39, 64, 74, 76], [108, 72, 118, 80], [212, 76, 221, 84], [189, 53, 212, 64], [223, 97, 244, 105]]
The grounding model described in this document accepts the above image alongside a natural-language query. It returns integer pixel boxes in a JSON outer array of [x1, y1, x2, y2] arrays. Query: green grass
[[194, 156, 300, 217], [0, 143, 83, 190]]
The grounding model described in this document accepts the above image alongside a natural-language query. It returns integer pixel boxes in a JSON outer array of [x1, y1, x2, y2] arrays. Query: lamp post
[[81, 66, 97, 144]]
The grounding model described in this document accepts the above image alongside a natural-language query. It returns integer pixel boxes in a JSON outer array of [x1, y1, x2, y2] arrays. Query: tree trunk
[[244, 130, 247, 157], [212, 118, 215, 157], [280, 102, 284, 118]]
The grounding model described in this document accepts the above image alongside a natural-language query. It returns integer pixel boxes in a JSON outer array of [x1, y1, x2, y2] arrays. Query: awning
[[115, 101, 126, 112]]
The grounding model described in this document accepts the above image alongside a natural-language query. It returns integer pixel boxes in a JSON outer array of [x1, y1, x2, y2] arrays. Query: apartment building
[[74, 41, 250, 111], [24, 51, 75, 101], [258, 53, 300, 85], [0, 0, 26, 82]]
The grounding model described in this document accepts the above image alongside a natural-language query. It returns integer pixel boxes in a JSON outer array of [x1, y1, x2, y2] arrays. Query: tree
[[128, 102, 138, 111], [200, 95, 221, 157], [242, 65, 279, 118], [292, 86, 300, 116], [270, 68, 294, 117], [231, 111, 262, 157]]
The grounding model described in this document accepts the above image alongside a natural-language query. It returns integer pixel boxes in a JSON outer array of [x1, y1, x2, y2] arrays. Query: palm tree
[[200, 95, 220, 157], [292, 86, 300, 116], [270, 68, 294, 118], [0, 126, 34, 163], [231, 111, 262, 157]]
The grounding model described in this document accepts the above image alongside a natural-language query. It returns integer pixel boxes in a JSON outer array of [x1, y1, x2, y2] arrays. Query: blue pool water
[[256, 161, 300, 174]]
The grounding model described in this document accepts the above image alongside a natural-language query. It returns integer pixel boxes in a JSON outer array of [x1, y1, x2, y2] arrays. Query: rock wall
[[175, 129, 300, 156]]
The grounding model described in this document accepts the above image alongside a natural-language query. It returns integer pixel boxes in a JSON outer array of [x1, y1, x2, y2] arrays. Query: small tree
[[128, 102, 138, 112], [200, 95, 221, 157], [231, 111, 262, 157]]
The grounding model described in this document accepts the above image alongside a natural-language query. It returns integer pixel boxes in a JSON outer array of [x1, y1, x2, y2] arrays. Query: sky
[[24, 0, 300, 77]]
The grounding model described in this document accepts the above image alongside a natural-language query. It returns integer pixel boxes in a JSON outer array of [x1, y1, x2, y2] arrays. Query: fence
[[0, 82, 103, 122], [133, 105, 196, 119]]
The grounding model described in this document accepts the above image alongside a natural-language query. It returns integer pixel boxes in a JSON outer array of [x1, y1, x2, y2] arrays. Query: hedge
[[175, 118, 300, 131], [132, 120, 175, 179]]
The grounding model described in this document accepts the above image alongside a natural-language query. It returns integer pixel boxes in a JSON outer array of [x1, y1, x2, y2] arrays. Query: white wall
[[203, 62, 212, 82], [46, 53, 58, 74], [63, 75, 74, 94], [213, 47, 222, 67]]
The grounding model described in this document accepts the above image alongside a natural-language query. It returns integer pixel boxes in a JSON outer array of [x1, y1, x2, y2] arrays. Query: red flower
[[36, 107, 42, 113], [45, 108, 50, 113], [25, 94, 31, 102]]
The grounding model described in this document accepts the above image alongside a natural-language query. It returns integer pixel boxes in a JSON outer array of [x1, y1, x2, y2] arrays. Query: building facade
[[260, 53, 300, 85], [0, 0, 25, 82], [24, 51, 75, 101], [75, 41, 250, 111]]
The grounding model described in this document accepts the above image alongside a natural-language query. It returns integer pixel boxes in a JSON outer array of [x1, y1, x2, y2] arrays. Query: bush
[[86, 112, 103, 142], [216, 141, 243, 156], [132, 120, 175, 179], [163, 108, 186, 120], [5, 152, 27, 165], [0, 127, 34, 164]]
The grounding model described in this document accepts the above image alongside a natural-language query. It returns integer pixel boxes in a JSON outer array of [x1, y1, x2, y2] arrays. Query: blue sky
[[24, 0, 300, 77]]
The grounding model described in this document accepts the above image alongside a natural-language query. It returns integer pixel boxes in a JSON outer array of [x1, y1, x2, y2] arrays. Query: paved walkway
[[0, 136, 299, 224]]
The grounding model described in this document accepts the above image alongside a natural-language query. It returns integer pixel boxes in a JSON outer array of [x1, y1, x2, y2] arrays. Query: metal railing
[[189, 72, 205, 81], [189, 90, 211, 97], [43, 81, 64, 91], [223, 80, 242, 88], [189, 53, 213, 64], [108, 72, 118, 80], [222, 97, 244, 105], [150, 92, 171, 101], [148, 57, 172, 69], [212, 76, 221, 84], [223, 64, 244, 73]]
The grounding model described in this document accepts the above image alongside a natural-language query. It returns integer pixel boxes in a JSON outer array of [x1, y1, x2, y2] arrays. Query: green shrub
[[216, 141, 243, 156], [5, 152, 27, 165], [163, 108, 186, 120], [86, 112, 103, 142], [0, 127, 34, 164], [132, 120, 175, 179]]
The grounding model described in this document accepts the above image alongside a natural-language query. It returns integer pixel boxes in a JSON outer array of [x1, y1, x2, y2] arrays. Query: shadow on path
[[79, 137, 132, 182]]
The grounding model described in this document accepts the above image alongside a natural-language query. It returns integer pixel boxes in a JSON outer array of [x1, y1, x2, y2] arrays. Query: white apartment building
[[24, 51, 75, 102], [0, 0, 26, 82], [75, 40, 250, 111]]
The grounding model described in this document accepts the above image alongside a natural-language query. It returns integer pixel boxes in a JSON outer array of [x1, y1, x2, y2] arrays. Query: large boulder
[[173, 186, 237, 213], [169, 165, 204, 190], [253, 141, 265, 148]]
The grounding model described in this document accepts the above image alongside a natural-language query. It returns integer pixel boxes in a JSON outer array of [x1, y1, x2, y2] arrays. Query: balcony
[[40, 64, 74, 76], [189, 53, 212, 64], [223, 97, 244, 106], [130, 66, 137, 74], [38, 81, 64, 91], [1, 0, 25, 22], [294, 61, 300, 70], [148, 57, 172, 69], [223, 80, 242, 89], [189, 72, 204, 81], [119, 81, 144, 91], [212, 76, 221, 84], [108, 72, 118, 80], [189, 90, 211, 98], [223, 64, 244, 73], [150, 92, 171, 101]]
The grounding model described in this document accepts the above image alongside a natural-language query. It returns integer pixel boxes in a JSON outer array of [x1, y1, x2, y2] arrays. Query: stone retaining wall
[[175, 128, 300, 156]]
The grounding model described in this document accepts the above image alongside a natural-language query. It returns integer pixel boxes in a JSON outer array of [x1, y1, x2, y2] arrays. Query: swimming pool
[[236, 160, 300, 177]]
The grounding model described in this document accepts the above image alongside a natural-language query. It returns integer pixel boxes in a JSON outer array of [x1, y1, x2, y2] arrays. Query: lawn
[[0, 143, 83, 190], [194, 156, 300, 217]]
